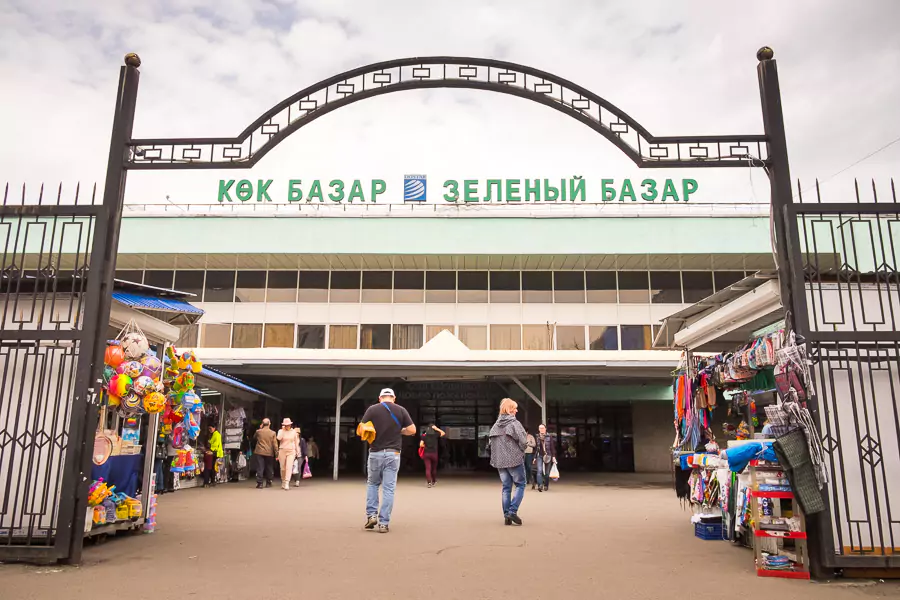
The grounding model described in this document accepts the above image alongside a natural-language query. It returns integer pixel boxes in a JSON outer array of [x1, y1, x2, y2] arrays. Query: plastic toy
[[180, 390, 200, 411], [88, 479, 115, 506], [108, 373, 132, 397], [140, 354, 162, 377], [121, 392, 143, 413], [101, 365, 116, 390], [104, 343, 125, 368], [143, 391, 166, 413], [117, 360, 143, 378], [107, 391, 121, 407], [177, 350, 203, 373], [132, 375, 155, 396], [173, 372, 194, 393], [122, 331, 150, 359]]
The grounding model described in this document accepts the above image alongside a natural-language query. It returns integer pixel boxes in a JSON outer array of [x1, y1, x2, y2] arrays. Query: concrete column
[[332, 378, 342, 481]]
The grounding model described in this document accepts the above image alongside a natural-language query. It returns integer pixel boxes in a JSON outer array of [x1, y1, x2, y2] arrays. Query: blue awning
[[112, 291, 205, 316], [197, 367, 281, 402]]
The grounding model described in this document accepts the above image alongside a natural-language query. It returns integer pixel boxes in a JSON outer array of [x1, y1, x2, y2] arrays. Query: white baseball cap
[[379, 388, 396, 398]]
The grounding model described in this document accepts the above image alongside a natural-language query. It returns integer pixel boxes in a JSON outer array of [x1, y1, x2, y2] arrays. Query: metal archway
[[125, 56, 769, 170]]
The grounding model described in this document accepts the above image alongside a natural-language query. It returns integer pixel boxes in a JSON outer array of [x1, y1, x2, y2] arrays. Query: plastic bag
[[302, 459, 312, 479], [549, 463, 560, 481], [292, 457, 301, 475]]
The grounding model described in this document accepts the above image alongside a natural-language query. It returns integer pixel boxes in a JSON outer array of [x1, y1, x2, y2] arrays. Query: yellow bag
[[356, 421, 376, 444]]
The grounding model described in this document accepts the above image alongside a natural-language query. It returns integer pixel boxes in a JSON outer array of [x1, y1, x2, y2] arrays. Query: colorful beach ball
[[140, 354, 162, 377], [143, 391, 166, 413], [108, 374, 132, 398], [121, 392, 143, 412], [117, 361, 143, 378], [132, 375, 155, 396]]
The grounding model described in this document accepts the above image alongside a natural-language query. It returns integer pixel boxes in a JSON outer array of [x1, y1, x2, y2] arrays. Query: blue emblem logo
[[403, 175, 426, 201]]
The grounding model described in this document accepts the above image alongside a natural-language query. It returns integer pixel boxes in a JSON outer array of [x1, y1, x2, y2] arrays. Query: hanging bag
[[549, 461, 560, 481], [302, 458, 312, 479]]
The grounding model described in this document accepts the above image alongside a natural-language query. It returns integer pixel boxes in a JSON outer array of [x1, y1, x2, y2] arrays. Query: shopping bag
[[302, 459, 312, 479], [292, 457, 301, 475], [549, 462, 560, 481], [418, 446, 425, 459]]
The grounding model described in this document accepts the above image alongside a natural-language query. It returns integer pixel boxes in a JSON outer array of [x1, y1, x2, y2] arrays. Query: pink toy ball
[[109, 373, 133, 398]]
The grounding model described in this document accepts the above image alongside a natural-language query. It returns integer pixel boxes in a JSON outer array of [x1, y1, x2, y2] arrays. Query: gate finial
[[124, 53, 142, 68], [756, 46, 774, 61]]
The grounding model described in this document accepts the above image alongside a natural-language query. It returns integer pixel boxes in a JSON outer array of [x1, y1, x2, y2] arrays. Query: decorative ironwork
[[0, 183, 110, 562], [126, 57, 769, 170], [784, 179, 900, 567]]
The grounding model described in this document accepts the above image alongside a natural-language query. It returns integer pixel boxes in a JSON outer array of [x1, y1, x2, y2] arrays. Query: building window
[[554, 271, 585, 303], [490, 271, 520, 303], [682, 272, 714, 303], [556, 326, 586, 350], [266, 271, 298, 302], [426, 325, 454, 341], [298, 271, 329, 302], [713, 271, 744, 292], [362, 271, 393, 303], [392, 324, 424, 349], [458, 325, 487, 350], [200, 323, 232, 348], [176, 324, 199, 347], [394, 271, 424, 303], [617, 271, 649, 303], [425, 271, 455, 303], [620, 325, 652, 350], [296, 325, 325, 349], [490, 325, 522, 350], [586, 272, 617, 303], [523, 324, 552, 350], [115, 270, 144, 284], [360, 324, 391, 349], [144, 270, 174, 290], [328, 325, 357, 349], [264, 324, 294, 348], [458, 271, 488, 303], [589, 326, 618, 350], [232, 323, 263, 348], [235, 271, 266, 302], [330, 271, 361, 303], [204, 271, 236, 302], [650, 271, 682, 304], [522, 271, 552, 303], [174, 271, 204, 298]]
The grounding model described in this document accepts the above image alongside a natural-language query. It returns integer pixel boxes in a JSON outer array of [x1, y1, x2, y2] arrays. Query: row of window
[[181, 323, 658, 351], [119, 269, 747, 305]]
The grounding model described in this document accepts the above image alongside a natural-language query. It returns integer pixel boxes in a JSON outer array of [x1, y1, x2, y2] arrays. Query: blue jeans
[[366, 450, 401, 525], [498, 463, 526, 517], [536, 459, 552, 488], [524, 453, 535, 484]]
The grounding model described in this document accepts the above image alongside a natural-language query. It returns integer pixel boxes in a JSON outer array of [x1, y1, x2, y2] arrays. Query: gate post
[[66, 53, 142, 563], [756, 47, 832, 578]]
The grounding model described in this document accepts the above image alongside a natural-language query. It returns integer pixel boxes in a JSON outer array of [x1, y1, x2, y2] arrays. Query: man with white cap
[[361, 388, 415, 533]]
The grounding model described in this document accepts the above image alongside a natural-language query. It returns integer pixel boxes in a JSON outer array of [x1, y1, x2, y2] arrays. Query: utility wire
[[794, 132, 900, 198]]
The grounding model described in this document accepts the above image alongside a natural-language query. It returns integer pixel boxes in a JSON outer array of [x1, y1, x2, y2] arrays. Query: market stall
[[657, 272, 828, 579]]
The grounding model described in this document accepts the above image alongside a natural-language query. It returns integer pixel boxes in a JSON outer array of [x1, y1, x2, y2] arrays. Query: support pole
[[540, 374, 547, 426], [333, 378, 342, 481]]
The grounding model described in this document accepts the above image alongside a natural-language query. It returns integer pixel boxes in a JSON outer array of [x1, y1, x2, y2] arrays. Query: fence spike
[[815, 178, 821, 203], [871, 178, 878, 204], [56, 182, 63, 206]]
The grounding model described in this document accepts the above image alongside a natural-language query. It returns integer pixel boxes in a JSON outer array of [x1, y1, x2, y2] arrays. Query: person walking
[[206, 424, 224, 486], [307, 436, 320, 474], [420, 422, 445, 487], [535, 423, 556, 492], [253, 418, 278, 489], [291, 427, 309, 487], [524, 428, 537, 487], [361, 388, 416, 533], [277, 418, 300, 491], [488, 398, 527, 526]]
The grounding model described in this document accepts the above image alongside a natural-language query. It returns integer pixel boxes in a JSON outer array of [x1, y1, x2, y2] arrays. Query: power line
[[795, 132, 900, 198]]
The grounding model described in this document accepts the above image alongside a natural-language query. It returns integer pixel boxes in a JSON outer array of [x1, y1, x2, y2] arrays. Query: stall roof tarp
[[112, 291, 205, 316], [197, 367, 282, 402]]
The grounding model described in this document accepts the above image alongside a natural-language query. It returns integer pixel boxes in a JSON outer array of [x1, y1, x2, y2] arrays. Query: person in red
[[419, 422, 446, 488]]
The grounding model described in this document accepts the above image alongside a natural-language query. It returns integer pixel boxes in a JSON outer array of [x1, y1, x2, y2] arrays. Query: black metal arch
[[127, 56, 768, 170]]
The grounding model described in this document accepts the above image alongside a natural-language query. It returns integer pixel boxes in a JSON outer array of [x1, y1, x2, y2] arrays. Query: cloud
[[1, 0, 899, 206]]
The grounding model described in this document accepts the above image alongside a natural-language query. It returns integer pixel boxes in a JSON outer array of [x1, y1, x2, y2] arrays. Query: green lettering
[[524, 179, 539, 202], [601, 179, 616, 202], [661, 178, 679, 202], [682, 179, 698, 202], [463, 180, 479, 203], [569, 177, 585, 201], [505, 179, 521, 202], [620, 179, 636, 202], [287, 180, 303, 202], [443, 180, 459, 203], [217, 180, 235, 203], [236, 179, 253, 202], [257, 179, 273, 202], [371, 179, 386, 202], [641, 179, 658, 202], [484, 180, 501, 202], [328, 179, 345, 202], [543, 179, 559, 201], [347, 179, 364, 203], [308, 180, 324, 202]]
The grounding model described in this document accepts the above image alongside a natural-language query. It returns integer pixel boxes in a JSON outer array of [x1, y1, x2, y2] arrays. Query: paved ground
[[0, 473, 897, 600]]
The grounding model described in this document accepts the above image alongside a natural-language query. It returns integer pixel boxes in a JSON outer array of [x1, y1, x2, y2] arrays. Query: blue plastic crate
[[695, 522, 723, 540]]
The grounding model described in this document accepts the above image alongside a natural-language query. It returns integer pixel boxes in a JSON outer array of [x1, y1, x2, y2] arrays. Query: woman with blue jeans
[[488, 398, 528, 526]]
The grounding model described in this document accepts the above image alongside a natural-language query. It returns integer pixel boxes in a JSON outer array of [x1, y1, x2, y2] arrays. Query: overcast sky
[[1, 0, 899, 206]]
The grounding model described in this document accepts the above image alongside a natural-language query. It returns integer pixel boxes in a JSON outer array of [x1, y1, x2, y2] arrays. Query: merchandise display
[[671, 330, 825, 579]]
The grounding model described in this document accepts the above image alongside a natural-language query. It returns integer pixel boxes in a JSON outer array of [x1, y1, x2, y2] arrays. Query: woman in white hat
[[276, 417, 300, 490]]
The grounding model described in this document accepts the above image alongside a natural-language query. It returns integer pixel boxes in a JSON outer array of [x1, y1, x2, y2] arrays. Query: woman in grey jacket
[[489, 398, 528, 526]]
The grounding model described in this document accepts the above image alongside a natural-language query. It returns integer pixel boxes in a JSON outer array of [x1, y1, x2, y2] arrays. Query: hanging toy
[[143, 391, 166, 413], [181, 390, 200, 411], [173, 372, 195, 394], [132, 375, 155, 396], [117, 360, 143, 378], [109, 373, 133, 398], [122, 331, 150, 360], [101, 365, 116, 391], [140, 354, 162, 378], [104, 342, 126, 369], [177, 350, 203, 373], [120, 392, 143, 414]]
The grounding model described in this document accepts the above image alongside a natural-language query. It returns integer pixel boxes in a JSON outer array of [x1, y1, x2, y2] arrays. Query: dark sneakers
[[508, 514, 523, 526], [364, 516, 378, 530]]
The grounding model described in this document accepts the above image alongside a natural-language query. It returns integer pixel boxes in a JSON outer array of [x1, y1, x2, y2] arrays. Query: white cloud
[[1, 0, 899, 205]]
